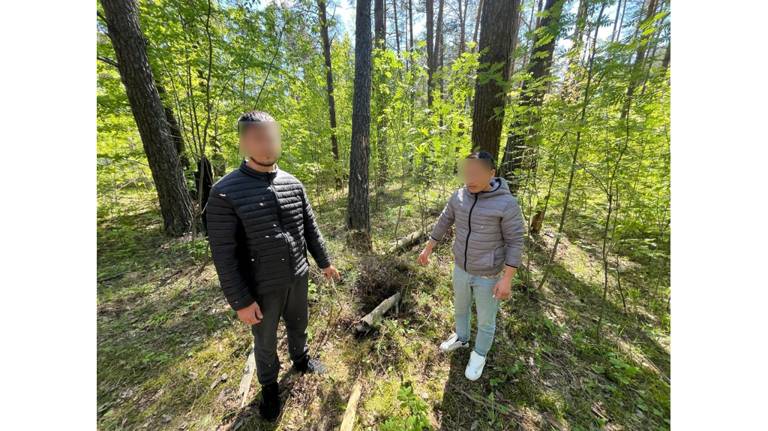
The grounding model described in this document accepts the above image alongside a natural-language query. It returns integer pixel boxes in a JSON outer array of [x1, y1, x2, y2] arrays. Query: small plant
[[380, 381, 432, 431]]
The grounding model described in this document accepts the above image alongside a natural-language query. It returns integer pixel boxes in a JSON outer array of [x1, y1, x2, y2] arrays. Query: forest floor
[[97, 178, 670, 431]]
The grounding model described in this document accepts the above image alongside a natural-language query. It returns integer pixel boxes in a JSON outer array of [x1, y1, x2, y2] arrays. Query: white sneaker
[[464, 351, 486, 381], [439, 333, 469, 353]]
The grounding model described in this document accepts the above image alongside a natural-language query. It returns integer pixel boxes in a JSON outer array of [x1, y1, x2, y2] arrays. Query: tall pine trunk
[[317, 0, 342, 188], [470, 0, 519, 158], [408, 0, 414, 55], [457, 0, 468, 55], [499, 0, 565, 189], [392, 0, 401, 54], [435, 0, 445, 107], [101, 0, 193, 236], [374, 0, 389, 187], [426, 0, 435, 108], [348, 0, 373, 250]]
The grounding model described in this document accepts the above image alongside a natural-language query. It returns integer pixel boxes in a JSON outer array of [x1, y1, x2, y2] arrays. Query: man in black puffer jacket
[[206, 111, 340, 421]]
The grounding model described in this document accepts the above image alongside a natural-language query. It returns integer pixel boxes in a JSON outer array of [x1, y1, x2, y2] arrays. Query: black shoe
[[292, 355, 326, 375], [258, 382, 281, 422]]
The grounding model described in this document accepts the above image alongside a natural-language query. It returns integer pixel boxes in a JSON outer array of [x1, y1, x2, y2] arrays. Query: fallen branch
[[354, 292, 401, 335], [339, 381, 363, 431], [237, 350, 256, 408], [388, 223, 436, 254]]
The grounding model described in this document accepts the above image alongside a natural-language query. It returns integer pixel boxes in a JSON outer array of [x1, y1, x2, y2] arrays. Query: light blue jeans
[[453, 265, 500, 357]]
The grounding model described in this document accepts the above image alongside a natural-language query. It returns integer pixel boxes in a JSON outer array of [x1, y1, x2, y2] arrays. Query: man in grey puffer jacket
[[417, 151, 525, 381]]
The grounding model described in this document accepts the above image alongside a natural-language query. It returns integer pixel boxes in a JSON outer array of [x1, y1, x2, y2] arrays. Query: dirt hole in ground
[[353, 254, 415, 313]]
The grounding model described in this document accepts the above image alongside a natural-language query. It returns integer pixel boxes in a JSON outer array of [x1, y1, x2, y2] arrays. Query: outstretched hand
[[417, 240, 436, 266], [322, 265, 341, 281], [417, 248, 431, 266]]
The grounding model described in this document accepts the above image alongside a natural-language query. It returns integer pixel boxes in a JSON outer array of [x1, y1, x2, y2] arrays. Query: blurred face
[[239, 122, 281, 166], [460, 159, 495, 193]]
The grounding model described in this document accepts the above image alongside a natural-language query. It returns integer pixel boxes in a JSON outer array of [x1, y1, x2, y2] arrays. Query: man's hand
[[236, 301, 263, 325], [492, 277, 513, 300], [417, 240, 436, 266], [321, 265, 341, 281]]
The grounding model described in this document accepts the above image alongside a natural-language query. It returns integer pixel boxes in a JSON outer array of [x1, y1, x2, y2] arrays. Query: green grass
[[97, 178, 669, 430]]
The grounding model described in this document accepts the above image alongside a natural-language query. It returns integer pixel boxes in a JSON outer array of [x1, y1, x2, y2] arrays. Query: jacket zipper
[[268, 175, 293, 274], [464, 193, 478, 271]]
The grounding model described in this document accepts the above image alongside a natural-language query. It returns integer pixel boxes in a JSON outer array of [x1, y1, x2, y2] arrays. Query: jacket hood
[[474, 177, 511, 199]]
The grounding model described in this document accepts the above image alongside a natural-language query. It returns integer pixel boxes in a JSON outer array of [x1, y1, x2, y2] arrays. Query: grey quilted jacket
[[430, 178, 525, 276]]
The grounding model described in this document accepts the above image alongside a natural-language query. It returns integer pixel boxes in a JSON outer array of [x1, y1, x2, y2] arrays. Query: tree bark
[[621, 0, 659, 119], [392, 0, 401, 54], [508, 0, 522, 75], [318, 0, 342, 188], [426, 0, 435, 108], [374, 0, 389, 187], [572, 0, 589, 58], [408, 0, 414, 54], [348, 0, 373, 250], [611, 0, 623, 42], [375, 0, 386, 47], [101, 0, 193, 236], [470, 0, 519, 158], [457, 0, 468, 55], [616, 0, 627, 41], [661, 43, 670, 70], [472, 0, 484, 49], [499, 0, 565, 188], [156, 83, 189, 169], [436, 0, 445, 101]]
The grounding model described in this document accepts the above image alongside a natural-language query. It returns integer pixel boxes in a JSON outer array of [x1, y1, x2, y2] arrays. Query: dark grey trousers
[[250, 273, 310, 385]]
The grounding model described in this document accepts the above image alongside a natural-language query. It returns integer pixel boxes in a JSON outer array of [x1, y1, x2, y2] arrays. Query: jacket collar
[[239, 160, 278, 182], [468, 177, 508, 198]]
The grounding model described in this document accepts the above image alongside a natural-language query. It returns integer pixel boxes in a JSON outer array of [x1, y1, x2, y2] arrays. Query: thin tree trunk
[[621, 0, 658, 119], [375, 0, 386, 47], [101, 0, 193, 236], [616, 0, 627, 41], [535, 0, 544, 27], [348, 0, 373, 250], [457, 0, 468, 55], [374, 0, 389, 187], [562, 0, 589, 99], [611, 0, 623, 42], [500, 0, 564, 185], [318, 0, 342, 188], [509, 0, 522, 75], [435, 0, 445, 103], [470, 0, 519, 158], [408, 0, 415, 119], [392, 0, 401, 54], [408, 0, 414, 54], [537, 2, 605, 292], [426, 0, 435, 108], [472, 0, 484, 49], [661, 43, 670, 70]]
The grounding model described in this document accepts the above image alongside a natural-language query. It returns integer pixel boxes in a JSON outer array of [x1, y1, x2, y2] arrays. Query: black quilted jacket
[[206, 162, 331, 310]]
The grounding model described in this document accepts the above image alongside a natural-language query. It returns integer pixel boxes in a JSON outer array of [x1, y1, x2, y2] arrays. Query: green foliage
[[380, 381, 432, 431], [97, 0, 670, 428]]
